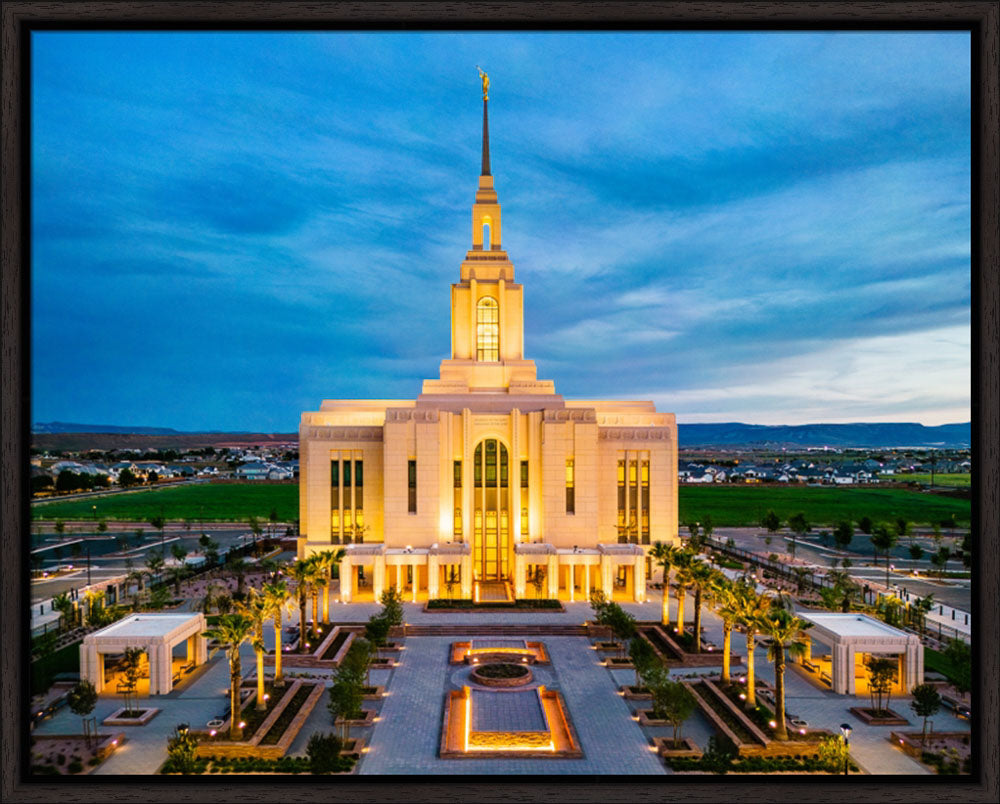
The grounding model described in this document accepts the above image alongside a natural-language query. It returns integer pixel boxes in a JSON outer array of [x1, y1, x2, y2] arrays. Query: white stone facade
[[299, 94, 679, 601]]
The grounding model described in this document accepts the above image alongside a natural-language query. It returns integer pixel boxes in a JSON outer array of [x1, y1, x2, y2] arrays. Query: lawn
[[677, 485, 970, 527], [893, 473, 971, 487], [31, 482, 298, 522], [32, 479, 970, 528]]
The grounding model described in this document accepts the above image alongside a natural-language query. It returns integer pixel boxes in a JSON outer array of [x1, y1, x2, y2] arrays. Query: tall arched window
[[476, 296, 499, 361]]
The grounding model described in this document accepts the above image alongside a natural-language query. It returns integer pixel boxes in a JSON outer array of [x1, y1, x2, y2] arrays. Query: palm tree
[[671, 550, 696, 640], [734, 580, 773, 707], [202, 613, 256, 740], [649, 541, 677, 628], [711, 575, 739, 684], [289, 559, 320, 654], [689, 562, 715, 652], [762, 605, 812, 740], [315, 548, 346, 624], [261, 579, 291, 686], [235, 589, 270, 712]]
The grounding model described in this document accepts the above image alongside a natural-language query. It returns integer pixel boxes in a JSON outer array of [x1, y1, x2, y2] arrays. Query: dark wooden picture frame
[[2, 2, 997, 802]]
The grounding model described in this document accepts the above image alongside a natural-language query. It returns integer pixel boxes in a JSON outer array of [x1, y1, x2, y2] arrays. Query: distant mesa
[[31, 420, 970, 449], [677, 422, 971, 449]]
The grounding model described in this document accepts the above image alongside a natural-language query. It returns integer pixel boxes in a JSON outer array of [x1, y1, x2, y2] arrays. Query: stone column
[[584, 564, 591, 600], [513, 553, 526, 599], [411, 561, 418, 603], [340, 556, 352, 603], [80, 643, 102, 693], [568, 563, 575, 603], [373, 556, 385, 601], [460, 554, 473, 598], [186, 635, 195, 664], [601, 556, 613, 600], [195, 633, 207, 665], [428, 554, 439, 600], [634, 554, 645, 603], [151, 642, 172, 696], [547, 554, 559, 599]]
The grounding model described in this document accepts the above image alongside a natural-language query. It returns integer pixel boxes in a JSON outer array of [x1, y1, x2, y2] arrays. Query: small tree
[[120, 646, 144, 716], [51, 592, 76, 631], [365, 614, 391, 662], [118, 468, 139, 488], [628, 635, 657, 688], [54, 519, 65, 537], [858, 516, 873, 536], [871, 522, 899, 587], [165, 723, 200, 775], [865, 656, 897, 715], [307, 732, 344, 774], [833, 520, 853, 551], [328, 670, 364, 741], [531, 566, 546, 599], [818, 734, 851, 774], [930, 546, 951, 578], [654, 678, 696, 749], [66, 679, 98, 746], [943, 638, 971, 696], [601, 603, 636, 659], [787, 512, 810, 557], [378, 588, 404, 627], [909, 543, 924, 561], [342, 637, 374, 688], [910, 683, 942, 746], [761, 510, 781, 534]]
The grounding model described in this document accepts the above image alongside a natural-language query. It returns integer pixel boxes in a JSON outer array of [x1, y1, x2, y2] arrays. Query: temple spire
[[477, 67, 491, 176], [482, 98, 491, 176]]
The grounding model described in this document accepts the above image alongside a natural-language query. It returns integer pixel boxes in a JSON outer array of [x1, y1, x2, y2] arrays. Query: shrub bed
[[260, 684, 314, 745], [319, 630, 351, 661], [475, 663, 530, 679], [666, 753, 844, 773], [695, 682, 757, 745], [176, 754, 356, 774]]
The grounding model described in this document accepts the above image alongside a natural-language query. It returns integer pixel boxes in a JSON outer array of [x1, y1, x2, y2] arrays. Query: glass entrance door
[[472, 439, 509, 580]]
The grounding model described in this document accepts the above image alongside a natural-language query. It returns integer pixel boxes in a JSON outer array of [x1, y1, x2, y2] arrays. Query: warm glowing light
[[112, 739, 119, 745], [238, 721, 246, 729], [769, 720, 777, 728], [799, 728, 806, 735], [739, 693, 746, 700], [210, 730, 217, 737], [263, 694, 270, 701]]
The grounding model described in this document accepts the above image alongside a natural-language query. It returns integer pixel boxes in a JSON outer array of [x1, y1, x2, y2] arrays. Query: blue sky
[[31, 31, 972, 432]]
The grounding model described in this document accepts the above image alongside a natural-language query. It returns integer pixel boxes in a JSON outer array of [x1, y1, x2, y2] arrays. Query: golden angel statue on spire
[[477, 66, 489, 101]]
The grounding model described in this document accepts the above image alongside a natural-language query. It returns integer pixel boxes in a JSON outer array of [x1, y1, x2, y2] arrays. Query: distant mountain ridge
[[678, 422, 970, 448], [33, 420, 970, 448], [32, 422, 251, 435]]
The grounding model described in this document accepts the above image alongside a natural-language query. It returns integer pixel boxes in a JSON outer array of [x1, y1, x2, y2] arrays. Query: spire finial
[[477, 67, 490, 176]]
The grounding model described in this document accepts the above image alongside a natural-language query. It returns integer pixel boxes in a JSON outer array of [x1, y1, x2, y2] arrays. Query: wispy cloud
[[31, 31, 971, 430]]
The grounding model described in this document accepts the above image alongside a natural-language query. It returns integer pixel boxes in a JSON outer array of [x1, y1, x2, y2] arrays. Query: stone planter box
[[102, 707, 160, 726], [653, 736, 703, 758], [889, 730, 970, 760], [370, 658, 396, 669], [587, 623, 612, 640], [362, 685, 386, 701], [336, 708, 377, 728], [193, 681, 324, 760], [604, 657, 634, 669], [850, 707, 909, 726], [620, 685, 652, 700], [340, 736, 366, 756], [636, 709, 669, 727]]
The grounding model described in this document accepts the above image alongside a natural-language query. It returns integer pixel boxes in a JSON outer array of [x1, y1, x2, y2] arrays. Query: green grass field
[[32, 482, 298, 522], [893, 473, 971, 487], [32, 480, 970, 528], [677, 484, 969, 527]]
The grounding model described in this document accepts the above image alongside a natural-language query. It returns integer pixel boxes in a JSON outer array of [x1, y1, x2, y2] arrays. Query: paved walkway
[[360, 635, 665, 775], [30, 589, 970, 776]]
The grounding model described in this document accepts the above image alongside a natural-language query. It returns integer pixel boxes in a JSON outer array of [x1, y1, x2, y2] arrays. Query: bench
[[801, 659, 819, 672]]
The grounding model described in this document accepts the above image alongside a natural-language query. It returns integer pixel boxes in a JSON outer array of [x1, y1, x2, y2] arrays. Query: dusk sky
[[31, 31, 972, 433]]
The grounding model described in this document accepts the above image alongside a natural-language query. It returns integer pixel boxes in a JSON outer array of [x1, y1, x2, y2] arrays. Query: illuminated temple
[[298, 76, 679, 602]]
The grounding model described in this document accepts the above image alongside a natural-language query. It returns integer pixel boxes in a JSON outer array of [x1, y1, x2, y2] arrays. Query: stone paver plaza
[[29, 593, 971, 776]]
